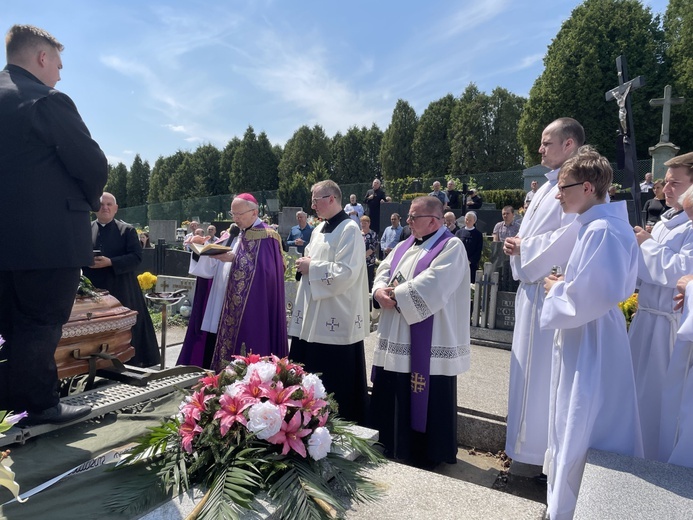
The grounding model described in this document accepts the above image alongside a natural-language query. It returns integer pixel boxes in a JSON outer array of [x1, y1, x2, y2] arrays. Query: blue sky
[[3, 0, 669, 168]]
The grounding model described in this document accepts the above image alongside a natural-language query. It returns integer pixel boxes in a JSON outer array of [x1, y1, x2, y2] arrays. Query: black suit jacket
[[0, 65, 107, 270]]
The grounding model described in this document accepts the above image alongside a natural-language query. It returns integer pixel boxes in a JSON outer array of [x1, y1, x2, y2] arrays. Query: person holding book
[[183, 193, 288, 370]]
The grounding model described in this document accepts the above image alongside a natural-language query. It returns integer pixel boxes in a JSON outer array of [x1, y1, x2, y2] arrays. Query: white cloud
[[435, 0, 511, 41]]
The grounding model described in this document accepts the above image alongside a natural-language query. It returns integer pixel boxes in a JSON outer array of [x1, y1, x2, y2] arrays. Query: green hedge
[[401, 189, 525, 209], [479, 189, 526, 210]]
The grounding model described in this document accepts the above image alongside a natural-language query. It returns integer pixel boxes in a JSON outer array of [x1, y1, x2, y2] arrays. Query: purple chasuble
[[389, 229, 454, 432], [212, 223, 288, 370]]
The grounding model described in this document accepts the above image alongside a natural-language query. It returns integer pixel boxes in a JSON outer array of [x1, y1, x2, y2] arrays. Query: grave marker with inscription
[[494, 291, 515, 331]]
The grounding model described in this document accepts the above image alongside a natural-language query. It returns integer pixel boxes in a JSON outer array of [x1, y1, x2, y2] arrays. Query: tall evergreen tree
[[664, 0, 693, 149], [230, 126, 260, 193], [380, 99, 418, 181], [331, 126, 369, 185], [126, 154, 150, 207], [449, 84, 489, 176], [105, 162, 128, 206], [256, 131, 280, 191], [413, 94, 456, 178], [220, 137, 241, 194], [363, 124, 383, 182], [486, 88, 526, 171], [518, 0, 665, 165], [191, 144, 223, 197]]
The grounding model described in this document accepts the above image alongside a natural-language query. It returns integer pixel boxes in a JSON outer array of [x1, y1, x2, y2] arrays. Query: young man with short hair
[[541, 146, 642, 519]]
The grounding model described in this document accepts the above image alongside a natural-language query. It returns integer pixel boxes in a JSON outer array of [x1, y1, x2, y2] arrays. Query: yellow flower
[[137, 272, 157, 291]]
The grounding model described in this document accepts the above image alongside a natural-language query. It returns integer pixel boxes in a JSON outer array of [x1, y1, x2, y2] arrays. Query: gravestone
[[523, 164, 550, 191], [149, 220, 177, 245], [495, 291, 516, 331], [155, 275, 197, 314], [278, 206, 302, 240]]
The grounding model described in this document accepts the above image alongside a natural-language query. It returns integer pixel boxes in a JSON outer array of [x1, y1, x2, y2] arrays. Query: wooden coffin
[[56, 292, 137, 379]]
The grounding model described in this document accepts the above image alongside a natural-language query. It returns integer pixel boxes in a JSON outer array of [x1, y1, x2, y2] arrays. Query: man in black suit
[[0, 25, 108, 424], [364, 178, 387, 234]]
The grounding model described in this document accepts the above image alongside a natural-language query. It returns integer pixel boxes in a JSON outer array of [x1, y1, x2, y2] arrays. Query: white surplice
[[660, 280, 693, 467], [372, 227, 471, 376], [506, 168, 580, 465], [188, 227, 245, 334], [287, 218, 370, 345], [629, 210, 693, 459], [540, 202, 643, 520]]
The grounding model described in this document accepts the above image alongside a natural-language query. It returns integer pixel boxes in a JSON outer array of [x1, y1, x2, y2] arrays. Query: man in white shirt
[[640, 172, 654, 192]]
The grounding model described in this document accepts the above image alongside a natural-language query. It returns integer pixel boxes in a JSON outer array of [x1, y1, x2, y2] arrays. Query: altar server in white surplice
[[288, 180, 370, 425], [371, 196, 470, 469], [540, 148, 643, 520], [503, 118, 583, 468], [660, 271, 693, 467], [629, 151, 693, 460]]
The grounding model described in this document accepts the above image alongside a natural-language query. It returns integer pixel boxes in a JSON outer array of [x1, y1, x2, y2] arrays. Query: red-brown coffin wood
[[56, 292, 137, 379]]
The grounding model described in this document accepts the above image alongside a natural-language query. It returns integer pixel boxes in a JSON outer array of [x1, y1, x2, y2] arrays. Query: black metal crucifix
[[605, 55, 645, 227]]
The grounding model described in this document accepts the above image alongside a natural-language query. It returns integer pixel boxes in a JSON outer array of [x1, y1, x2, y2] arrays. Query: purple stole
[[389, 229, 454, 433]]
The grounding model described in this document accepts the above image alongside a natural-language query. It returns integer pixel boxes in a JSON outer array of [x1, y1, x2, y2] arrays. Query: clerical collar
[[414, 231, 437, 245], [321, 211, 349, 233]]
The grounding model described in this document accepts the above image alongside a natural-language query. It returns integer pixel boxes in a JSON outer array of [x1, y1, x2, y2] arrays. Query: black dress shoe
[[22, 403, 92, 426]]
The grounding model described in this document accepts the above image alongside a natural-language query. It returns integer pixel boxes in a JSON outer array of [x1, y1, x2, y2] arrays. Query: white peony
[[244, 361, 277, 384], [307, 427, 332, 460], [247, 401, 283, 440], [301, 374, 327, 399], [224, 382, 243, 397]]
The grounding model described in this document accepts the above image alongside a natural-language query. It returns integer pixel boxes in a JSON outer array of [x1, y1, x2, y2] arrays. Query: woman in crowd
[[643, 179, 668, 232]]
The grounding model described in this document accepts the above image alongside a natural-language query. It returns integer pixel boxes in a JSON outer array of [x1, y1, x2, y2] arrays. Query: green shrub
[[480, 189, 526, 209]]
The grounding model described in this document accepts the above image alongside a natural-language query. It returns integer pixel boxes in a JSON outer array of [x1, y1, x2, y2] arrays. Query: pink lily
[[180, 416, 203, 453], [214, 394, 252, 436], [265, 381, 302, 414], [181, 389, 213, 422], [235, 370, 271, 401], [267, 411, 312, 457]]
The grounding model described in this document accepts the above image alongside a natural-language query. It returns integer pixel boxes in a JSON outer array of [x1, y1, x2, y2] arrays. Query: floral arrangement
[[111, 354, 384, 519], [619, 292, 638, 328], [76, 274, 101, 300], [137, 271, 157, 292]]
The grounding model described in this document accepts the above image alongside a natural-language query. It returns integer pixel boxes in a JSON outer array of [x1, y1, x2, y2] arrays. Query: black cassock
[[83, 219, 160, 367]]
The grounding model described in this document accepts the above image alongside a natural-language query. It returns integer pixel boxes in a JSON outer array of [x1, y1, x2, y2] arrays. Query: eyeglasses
[[228, 208, 255, 218], [556, 181, 584, 193], [406, 214, 441, 221], [311, 195, 331, 204]]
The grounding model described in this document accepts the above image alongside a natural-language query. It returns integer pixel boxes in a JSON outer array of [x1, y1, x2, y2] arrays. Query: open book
[[190, 242, 232, 256]]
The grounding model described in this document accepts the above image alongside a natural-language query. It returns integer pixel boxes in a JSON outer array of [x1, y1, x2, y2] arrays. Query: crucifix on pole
[[605, 55, 645, 227]]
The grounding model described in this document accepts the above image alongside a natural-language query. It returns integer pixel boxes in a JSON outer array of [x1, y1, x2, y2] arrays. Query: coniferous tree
[[413, 94, 456, 179], [105, 162, 128, 206], [380, 99, 418, 181], [664, 0, 693, 149], [518, 0, 665, 165], [126, 154, 150, 207]]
